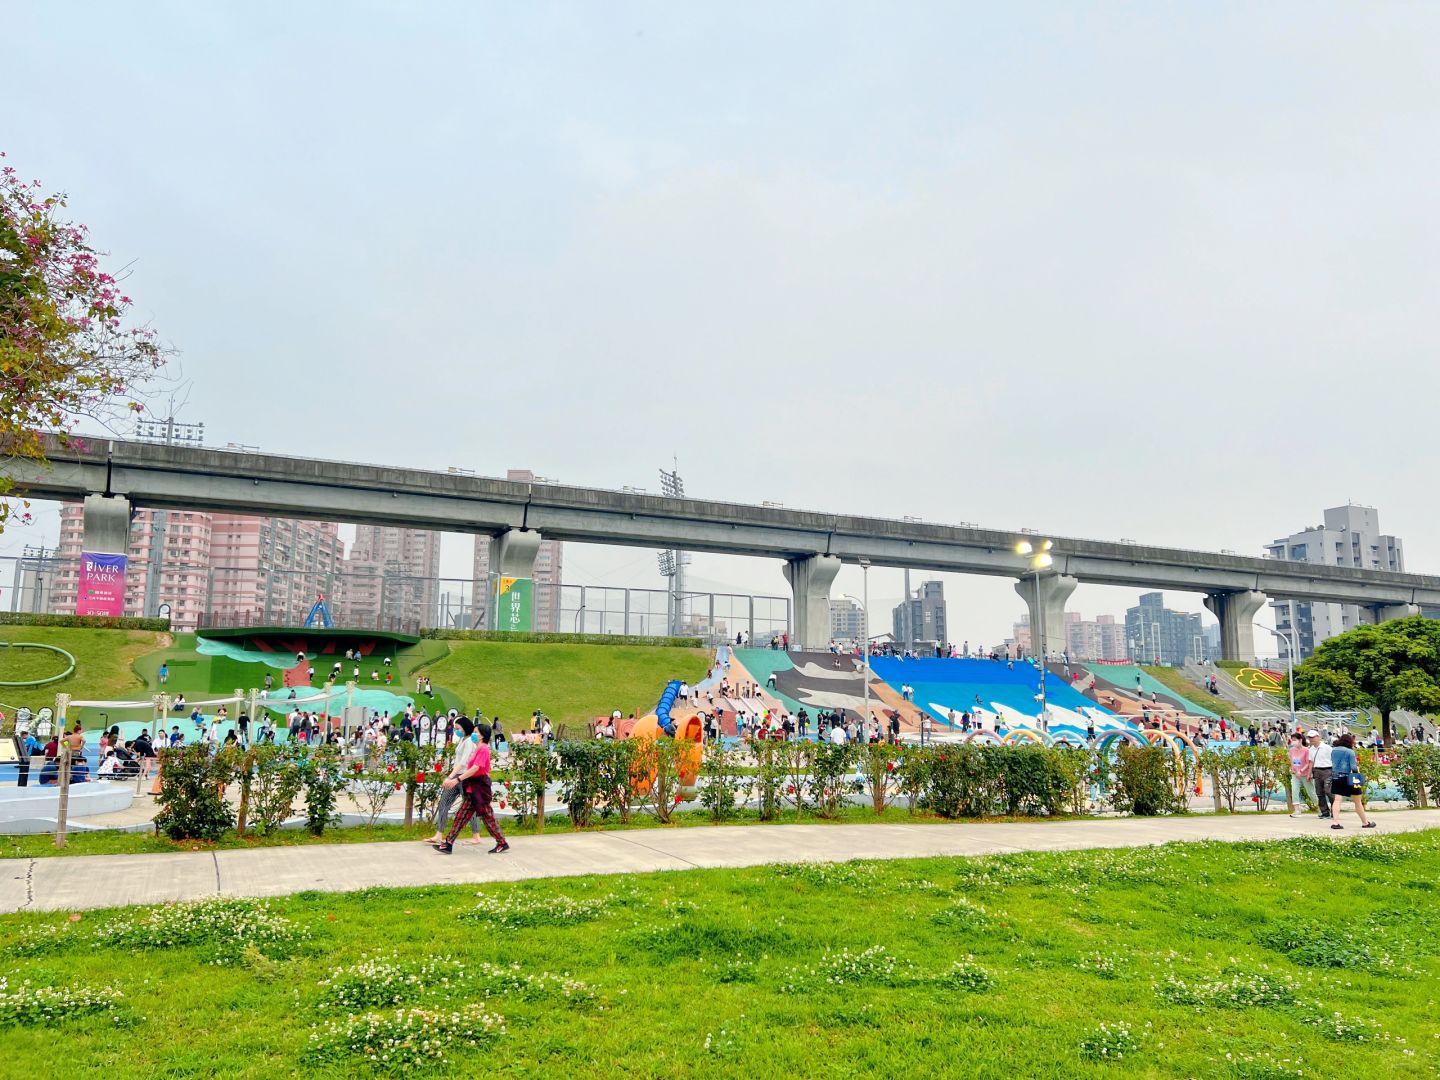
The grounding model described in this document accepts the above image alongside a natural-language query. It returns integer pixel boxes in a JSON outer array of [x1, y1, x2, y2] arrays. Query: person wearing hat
[[1306, 730, 1334, 820]]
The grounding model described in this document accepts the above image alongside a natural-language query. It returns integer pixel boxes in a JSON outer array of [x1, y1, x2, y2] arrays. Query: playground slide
[[655, 679, 682, 735]]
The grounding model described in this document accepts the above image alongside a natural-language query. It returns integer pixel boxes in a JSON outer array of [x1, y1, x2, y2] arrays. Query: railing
[[196, 611, 422, 635]]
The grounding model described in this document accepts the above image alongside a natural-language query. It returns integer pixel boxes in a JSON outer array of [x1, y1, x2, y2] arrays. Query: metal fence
[[1, 555, 791, 640]]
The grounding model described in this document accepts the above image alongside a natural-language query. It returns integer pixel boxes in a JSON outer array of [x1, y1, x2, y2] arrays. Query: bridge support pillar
[[1014, 573, 1077, 660], [782, 554, 840, 651], [1203, 589, 1267, 664], [82, 493, 131, 554], [486, 528, 542, 631], [1373, 602, 1420, 623]]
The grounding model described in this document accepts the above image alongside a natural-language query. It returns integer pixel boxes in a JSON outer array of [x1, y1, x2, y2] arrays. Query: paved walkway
[[5, 809, 1438, 914]]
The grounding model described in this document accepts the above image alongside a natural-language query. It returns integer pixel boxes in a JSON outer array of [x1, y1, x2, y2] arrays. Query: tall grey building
[[892, 580, 946, 648], [829, 596, 865, 643], [1124, 592, 1207, 666], [1266, 504, 1404, 660]]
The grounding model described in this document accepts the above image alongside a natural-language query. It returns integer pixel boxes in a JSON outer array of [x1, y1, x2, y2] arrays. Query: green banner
[[493, 577, 534, 632]]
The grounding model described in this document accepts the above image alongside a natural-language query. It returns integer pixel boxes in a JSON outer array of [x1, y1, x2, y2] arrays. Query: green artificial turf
[[1, 831, 1436, 1078], [422, 640, 711, 730]]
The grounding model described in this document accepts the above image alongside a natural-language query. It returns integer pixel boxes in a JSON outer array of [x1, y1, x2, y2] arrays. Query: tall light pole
[[1265, 626, 1298, 733], [1015, 540, 1054, 731], [859, 558, 871, 736]]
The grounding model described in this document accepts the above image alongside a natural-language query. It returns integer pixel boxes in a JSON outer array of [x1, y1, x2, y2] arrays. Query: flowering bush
[[1111, 744, 1186, 816], [1079, 1020, 1145, 1062], [155, 744, 238, 841], [105, 896, 310, 965], [0, 154, 165, 532], [508, 741, 554, 831], [307, 1004, 504, 1070], [748, 738, 788, 820], [857, 742, 906, 814], [0, 976, 127, 1027], [696, 741, 750, 822], [808, 741, 857, 818], [460, 890, 618, 928]]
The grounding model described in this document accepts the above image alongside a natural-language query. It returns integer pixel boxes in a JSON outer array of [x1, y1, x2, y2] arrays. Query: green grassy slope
[[1, 626, 709, 729], [0, 833, 1434, 1078], [0, 626, 163, 709], [1141, 665, 1239, 721], [422, 640, 711, 729]]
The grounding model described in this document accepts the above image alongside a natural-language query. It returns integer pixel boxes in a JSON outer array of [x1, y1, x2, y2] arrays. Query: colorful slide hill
[[867, 656, 1129, 740], [1084, 664, 1219, 720]]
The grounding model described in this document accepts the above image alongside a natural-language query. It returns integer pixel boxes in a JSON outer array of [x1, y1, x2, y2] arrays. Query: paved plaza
[[5, 808, 1438, 914]]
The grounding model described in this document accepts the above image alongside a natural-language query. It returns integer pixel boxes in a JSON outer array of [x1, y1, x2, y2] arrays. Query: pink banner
[[76, 551, 127, 617]]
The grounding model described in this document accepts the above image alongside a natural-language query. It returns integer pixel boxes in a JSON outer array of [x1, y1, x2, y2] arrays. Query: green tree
[[1, 153, 165, 530], [1292, 616, 1440, 744]]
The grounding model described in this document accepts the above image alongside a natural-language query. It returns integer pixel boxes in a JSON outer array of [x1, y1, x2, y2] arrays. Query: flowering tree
[[0, 152, 165, 530]]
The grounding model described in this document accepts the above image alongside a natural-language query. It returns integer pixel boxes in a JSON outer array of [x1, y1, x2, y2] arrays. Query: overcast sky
[[6, 2, 1438, 650]]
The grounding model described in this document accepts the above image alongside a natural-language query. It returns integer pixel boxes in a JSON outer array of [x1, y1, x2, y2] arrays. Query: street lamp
[[858, 558, 872, 738], [1015, 540, 1054, 732], [1265, 626, 1298, 734]]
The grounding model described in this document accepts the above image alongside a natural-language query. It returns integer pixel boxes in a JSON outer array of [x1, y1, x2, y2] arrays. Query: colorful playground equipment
[[303, 593, 335, 629], [627, 680, 704, 794]]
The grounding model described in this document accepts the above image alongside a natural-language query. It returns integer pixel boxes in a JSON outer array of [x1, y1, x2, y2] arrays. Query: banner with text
[[76, 551, 128, 617], [493, 576, 534, 632]]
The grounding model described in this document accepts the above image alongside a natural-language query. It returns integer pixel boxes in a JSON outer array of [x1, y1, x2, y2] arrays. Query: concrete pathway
[[4, 809, 1438, 914]]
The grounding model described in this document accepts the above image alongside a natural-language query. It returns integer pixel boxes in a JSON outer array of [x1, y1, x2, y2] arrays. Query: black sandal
[[1362, 822, 1377, 829], [1330, 824, 1343, 830], [435, 842, 454, 854]]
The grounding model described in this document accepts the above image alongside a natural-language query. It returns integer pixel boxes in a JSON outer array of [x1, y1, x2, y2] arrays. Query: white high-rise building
[[1266, 504, 1404, 661]]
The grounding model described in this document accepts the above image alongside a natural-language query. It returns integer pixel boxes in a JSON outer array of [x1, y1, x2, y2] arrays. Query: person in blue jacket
[[1328, 732, 1376, 830]]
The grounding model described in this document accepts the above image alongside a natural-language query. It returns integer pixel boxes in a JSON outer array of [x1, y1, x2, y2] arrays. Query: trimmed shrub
[[0, 612, 169, 630]]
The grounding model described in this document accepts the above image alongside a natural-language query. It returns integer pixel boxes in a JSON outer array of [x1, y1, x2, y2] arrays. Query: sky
[[5, 2, 1439, 650]]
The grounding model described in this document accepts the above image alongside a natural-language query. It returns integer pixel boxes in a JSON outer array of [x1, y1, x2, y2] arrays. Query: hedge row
[[0, 612, 171, 631], [420, 629, 703, 648]]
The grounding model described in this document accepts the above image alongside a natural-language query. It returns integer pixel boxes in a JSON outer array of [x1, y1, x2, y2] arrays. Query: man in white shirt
[[829, 721, 848, 746], [1307, 730, 1334, 820]]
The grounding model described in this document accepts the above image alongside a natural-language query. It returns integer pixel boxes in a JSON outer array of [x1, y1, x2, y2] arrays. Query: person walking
[[423, 717, 482, 847], [1287, 731, 1315, 816], [1328, 733, 1375, 830], [1307, 730, 1334, 820], [435, 721, 508, 855]]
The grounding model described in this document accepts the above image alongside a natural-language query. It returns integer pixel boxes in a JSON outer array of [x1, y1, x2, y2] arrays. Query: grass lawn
[[0, 626, 163, 712], [2, 832, 1436, 1078], [422, 640, 711, 730]]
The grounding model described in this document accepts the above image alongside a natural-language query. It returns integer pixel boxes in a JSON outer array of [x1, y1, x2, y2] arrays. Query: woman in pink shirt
[[1287, 731, 1315, 816], [435, 721, 508, 855]]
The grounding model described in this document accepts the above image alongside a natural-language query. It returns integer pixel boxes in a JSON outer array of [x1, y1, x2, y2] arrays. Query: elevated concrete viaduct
[[13, 436, 1440, 657]]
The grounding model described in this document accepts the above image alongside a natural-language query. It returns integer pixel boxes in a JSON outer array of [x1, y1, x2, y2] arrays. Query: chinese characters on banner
[[493, 576, 534, 632], [76, 551, 128, 617]]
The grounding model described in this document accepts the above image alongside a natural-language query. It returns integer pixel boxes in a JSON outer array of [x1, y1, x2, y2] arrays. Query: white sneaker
[[1289, 811, 1308, 818]]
